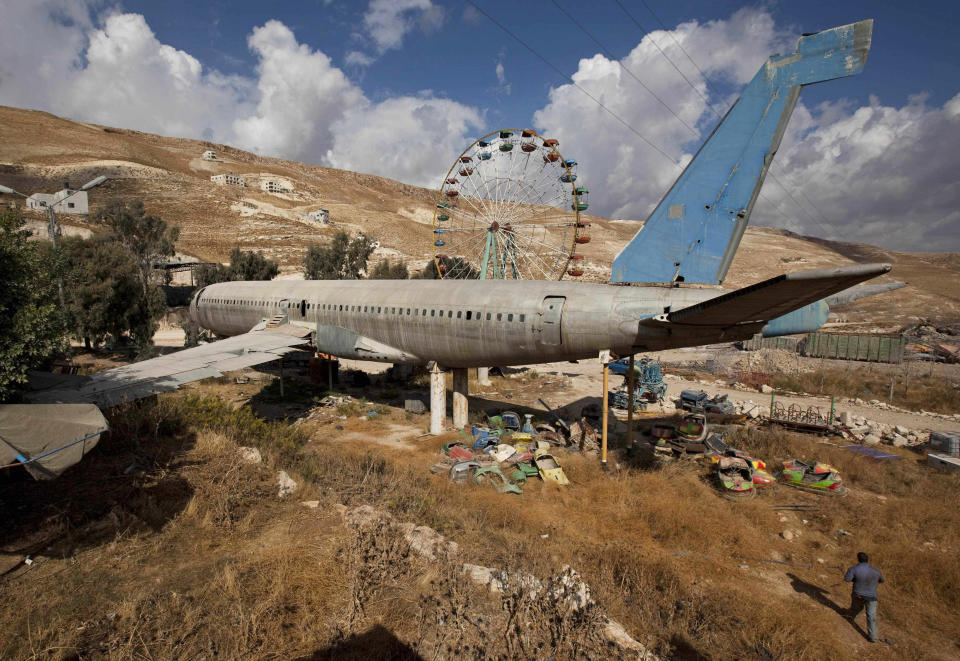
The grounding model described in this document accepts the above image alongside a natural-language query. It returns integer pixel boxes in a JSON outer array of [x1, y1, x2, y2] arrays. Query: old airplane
[[4, 20, 890, 478]]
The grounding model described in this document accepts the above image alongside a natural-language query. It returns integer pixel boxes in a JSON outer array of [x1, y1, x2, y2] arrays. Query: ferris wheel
[[432, 129, 590, 280]]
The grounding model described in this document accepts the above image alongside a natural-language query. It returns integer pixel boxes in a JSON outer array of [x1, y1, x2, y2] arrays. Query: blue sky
[[2, 1, 959, 250], [124, 1, 959, 116]]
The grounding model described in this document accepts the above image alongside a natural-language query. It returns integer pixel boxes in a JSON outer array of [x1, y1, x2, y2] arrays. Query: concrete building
[[26, 187, 89, 215], [210, 173, 246, 187], [261, 180, 291, 194], [202, 150, 218, 161], [307, 208, 330, 224]]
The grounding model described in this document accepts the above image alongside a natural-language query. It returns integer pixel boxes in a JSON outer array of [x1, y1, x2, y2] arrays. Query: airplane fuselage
[[190, 279, 744, 367]]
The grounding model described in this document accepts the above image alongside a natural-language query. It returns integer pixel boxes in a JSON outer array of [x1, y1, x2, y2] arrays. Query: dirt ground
[[3, 348, 960, 659]]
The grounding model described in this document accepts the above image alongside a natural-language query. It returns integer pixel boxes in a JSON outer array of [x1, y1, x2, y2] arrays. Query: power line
[[463, 0, 682, 166], [638, 0, 729, 118], [617, 0, 839, 238], [549, 0, 699, 138], [612, 0, 720, 121]]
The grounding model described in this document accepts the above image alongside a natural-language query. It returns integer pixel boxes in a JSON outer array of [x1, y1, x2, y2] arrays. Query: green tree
[[420, 255, 479, 279], [370, 258, 409, 280], [61, 235, 145, 349], [195, 247, 279, 288], [227, 247, 279, 281], [194, 262, 232, 289], [93, 199, 180, 354], [303, 231, 376, 280], [0, 208, 67, 401]]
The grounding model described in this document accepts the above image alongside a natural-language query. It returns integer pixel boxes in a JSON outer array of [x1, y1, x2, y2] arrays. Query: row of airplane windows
[[205, 297, 526, 324]]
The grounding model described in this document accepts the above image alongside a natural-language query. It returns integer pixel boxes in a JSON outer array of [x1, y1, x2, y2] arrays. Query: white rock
[[863, 434, 881, 446], [237, 446, 262, 464], [781, 530, 794, 541], [892, 435, 908, 448], [277, 470, 298, 498], [300, 500, 320, 508], [761, 384, 774, 394]]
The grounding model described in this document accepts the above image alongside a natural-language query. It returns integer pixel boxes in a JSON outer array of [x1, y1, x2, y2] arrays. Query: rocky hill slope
[[2, 105, 957, 329]]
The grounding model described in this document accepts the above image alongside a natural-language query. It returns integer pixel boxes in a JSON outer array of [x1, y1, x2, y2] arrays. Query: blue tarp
[[842, 445, 901, 461]]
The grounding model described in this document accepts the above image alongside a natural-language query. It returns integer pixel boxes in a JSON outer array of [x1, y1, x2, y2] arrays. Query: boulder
[[237, 446, 262, 464], [895, 425, 910, 435], [277, 470, 298, 498], [761, 384, 774, 394], [863, 434, 882, 446], [892, 434, 908, 448]]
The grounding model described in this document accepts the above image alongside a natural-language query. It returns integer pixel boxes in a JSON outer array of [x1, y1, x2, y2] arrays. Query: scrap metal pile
[[430, 408, 600, 494], [640, 413, 847, 498]]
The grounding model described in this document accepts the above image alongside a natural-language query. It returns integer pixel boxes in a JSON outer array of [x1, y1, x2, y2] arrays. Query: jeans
[[849, 593, 879, 642]]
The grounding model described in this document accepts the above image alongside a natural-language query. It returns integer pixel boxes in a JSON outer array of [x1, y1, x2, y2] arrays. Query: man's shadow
[[787, 573, 872, 642]]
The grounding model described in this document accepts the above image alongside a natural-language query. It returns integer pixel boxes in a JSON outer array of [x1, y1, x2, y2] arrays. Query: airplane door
[[537, 296, 565, 345]]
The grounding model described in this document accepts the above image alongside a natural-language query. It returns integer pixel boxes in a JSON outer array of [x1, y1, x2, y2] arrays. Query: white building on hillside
[[202, 150, 218, 161], [261, 180, 291, 194], [307, 208, 330, 224], [211, 173, 246, 187], [26, 187, 89, 214]]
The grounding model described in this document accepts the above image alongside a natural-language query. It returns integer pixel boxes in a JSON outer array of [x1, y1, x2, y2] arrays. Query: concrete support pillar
[[477, 366, 491, 386], [625, 354, 635, 447], [601, 360, 609, 466], [430, 364, 446, 435], [452, 368, 469, 430]]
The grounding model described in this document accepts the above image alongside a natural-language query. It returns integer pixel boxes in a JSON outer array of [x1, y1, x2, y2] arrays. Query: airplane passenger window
[[486, 313, 491, 321], [466, 311, 472, 320], [431, 310, 435, 317], [457, 311, 462, 319], [448, 311, 453, 318], [520, 314, 525, 322], [497, 313, 502, 321], [422, 309, 427, 316], [406, 309, 410, 315], [378, 307, 382, 313], [508, 314, 513, 321]]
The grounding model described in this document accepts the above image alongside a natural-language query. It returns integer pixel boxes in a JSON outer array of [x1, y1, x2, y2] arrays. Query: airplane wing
[[29, 323, 314, 408], [645, 263, 891, 330]]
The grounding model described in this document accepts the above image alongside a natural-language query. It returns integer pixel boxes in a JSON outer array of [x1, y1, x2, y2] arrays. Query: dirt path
[[531, 360, 959, 433]]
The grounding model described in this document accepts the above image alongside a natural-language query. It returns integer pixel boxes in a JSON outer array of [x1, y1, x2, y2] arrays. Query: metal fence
[[803, 332, 905, 364], [743, 332, 906, 364]]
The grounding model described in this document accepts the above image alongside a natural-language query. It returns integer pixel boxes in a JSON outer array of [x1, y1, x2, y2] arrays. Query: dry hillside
[[1, 104, 957, 328]]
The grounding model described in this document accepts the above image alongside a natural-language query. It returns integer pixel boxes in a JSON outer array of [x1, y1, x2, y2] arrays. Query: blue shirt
[[845, 562, 884, 599]]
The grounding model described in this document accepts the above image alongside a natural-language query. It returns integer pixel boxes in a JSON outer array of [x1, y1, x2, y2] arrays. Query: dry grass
[[2, 393, 959, 659], [772, 366, 960, 414]]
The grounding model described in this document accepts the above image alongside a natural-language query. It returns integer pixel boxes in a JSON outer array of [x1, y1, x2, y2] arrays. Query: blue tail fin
[[611, 20, 873, 285]]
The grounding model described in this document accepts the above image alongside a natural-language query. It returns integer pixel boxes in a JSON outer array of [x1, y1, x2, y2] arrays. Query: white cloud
[[231, 20, 364, 161], [325, 95, 483, 188], [533, 8, 960, 251], [68, 13, 253, 142], [761, 92, 960, 250], [347, 0, 444, 66], [345, 50, 374, 67], [533, 8, 790, 220], [0, 2, 481, 194]]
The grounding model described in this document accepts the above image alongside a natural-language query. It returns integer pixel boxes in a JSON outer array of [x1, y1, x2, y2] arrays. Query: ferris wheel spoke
[[506, 232, 559, 280]]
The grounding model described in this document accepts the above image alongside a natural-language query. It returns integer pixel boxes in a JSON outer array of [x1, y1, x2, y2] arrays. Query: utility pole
[[0, 176, 108, 349]]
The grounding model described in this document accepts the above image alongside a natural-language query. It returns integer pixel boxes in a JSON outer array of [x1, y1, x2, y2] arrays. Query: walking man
[[844, 551, 884, 642]]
